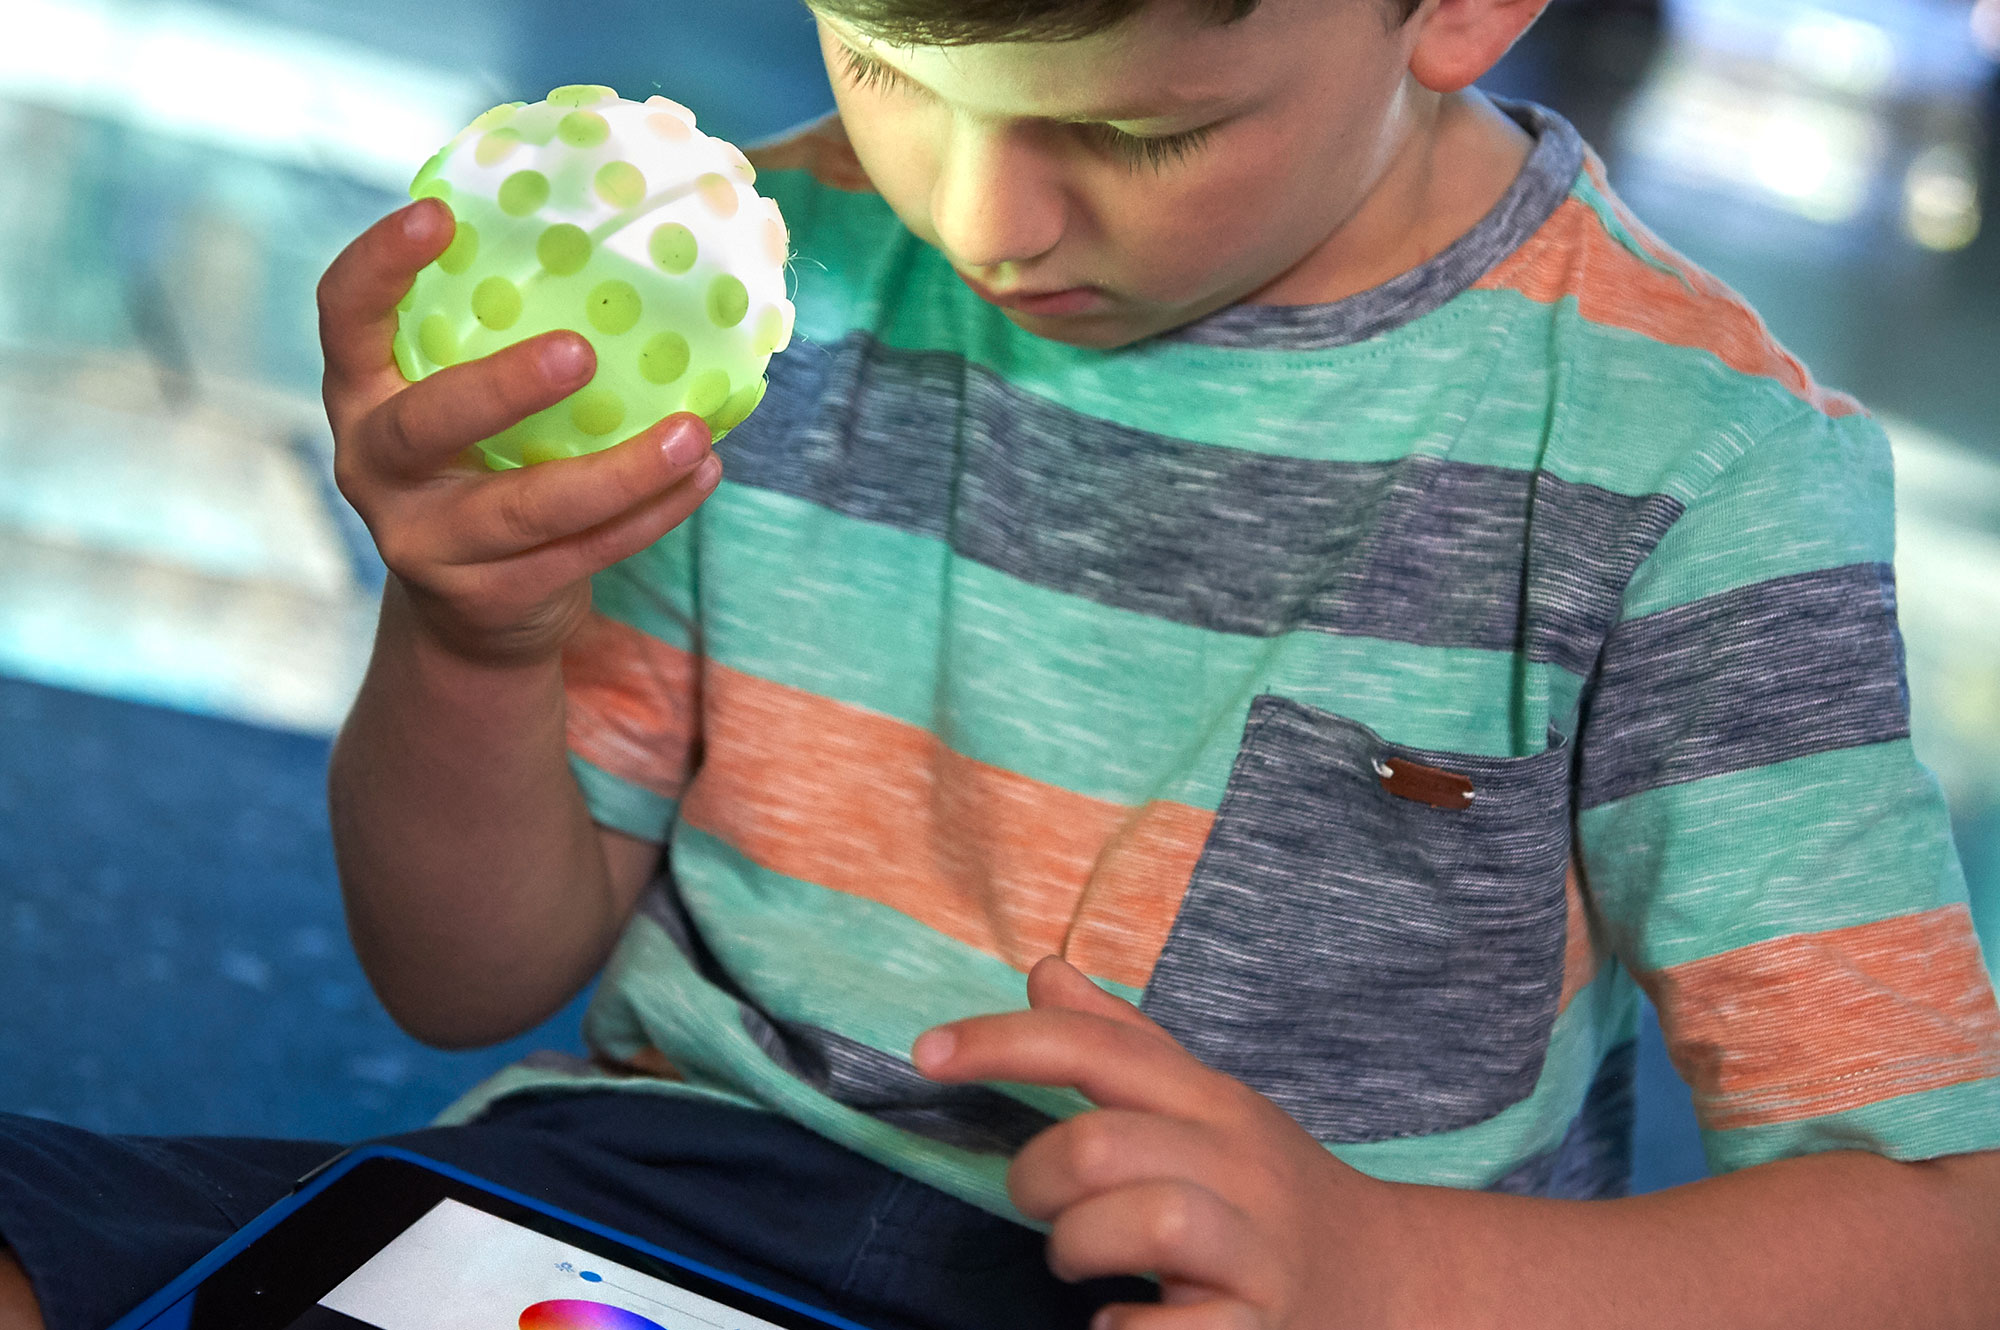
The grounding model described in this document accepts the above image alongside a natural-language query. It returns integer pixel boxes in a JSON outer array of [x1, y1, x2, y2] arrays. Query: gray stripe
[[730, 340, 1672, 665], [638, 879, 1057, 1155], [1487, 1039, 1636, 1199], [1140, 696, 1572, 1142], [1578, 564, 1911, 809], [1170, 100, 1586, 351]]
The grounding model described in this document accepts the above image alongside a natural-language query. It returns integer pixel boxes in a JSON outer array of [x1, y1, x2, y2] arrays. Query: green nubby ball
[[396, 86, 797, 468]]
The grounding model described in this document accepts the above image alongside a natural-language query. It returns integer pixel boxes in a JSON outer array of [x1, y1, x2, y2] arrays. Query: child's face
[[812, 0, 1429, 349]]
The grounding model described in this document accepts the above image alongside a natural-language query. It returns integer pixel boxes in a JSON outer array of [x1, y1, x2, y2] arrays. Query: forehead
[[814, 1, 1290, 121]]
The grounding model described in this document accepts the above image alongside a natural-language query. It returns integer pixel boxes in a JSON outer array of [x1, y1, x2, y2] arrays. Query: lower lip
[[963, 278, 1107, 317]]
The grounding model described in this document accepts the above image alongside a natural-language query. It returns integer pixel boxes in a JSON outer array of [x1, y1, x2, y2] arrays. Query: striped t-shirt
[[441, 102, 2000, 1215]]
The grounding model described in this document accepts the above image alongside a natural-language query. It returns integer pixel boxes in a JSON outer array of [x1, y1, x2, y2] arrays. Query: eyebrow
[[833, 38, 1221, 124]]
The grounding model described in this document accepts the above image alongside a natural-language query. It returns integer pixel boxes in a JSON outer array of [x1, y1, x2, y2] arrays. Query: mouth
[[956, 272, 1108, 317]]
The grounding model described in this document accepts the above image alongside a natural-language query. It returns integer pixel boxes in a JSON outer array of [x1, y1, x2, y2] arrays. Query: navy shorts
[[0, 1090, 1151, 1330]]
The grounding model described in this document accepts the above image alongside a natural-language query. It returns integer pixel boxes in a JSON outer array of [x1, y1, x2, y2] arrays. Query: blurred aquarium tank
[[0, 0, 1994, 1148]]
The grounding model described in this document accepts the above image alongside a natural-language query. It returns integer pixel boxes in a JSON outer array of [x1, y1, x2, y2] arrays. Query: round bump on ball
[[646, 112, 692, 142], [408, 149, 447, 198], [392, 329, 421, 380], [412, 177, 452, 204], [752, 304, 788, 355], [469, 101, 524, 132], [724, 143, 756, 183], [645, 94, 696, 120], [558, 110, 610, 147], [714, 377, 768, 432], [594, 161, 647, 209], [499, 170, 550, 216], [475, 128, 523, 166], [548, 83, 616, 108], [521, 437, 572, 466], [761, 216, 789, 267], [707, 274, 749, 328], [437, 221, 480, 275], [397, 283, 416, 313], [537, 223, 592, 276], [696, 172, 740, 219], [473, 276, 523, 330], [418, 314, 460, 367], [648, 223, 698, 275], [510, 103, 563, 144], [570, 386, 627, 437], [684, 369, 731, 418], [587, 280, 642, 336], [638, 331, 690, 385]]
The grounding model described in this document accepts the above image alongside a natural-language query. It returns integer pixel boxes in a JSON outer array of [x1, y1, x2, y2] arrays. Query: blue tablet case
[[106, 1145, 873, 1330]]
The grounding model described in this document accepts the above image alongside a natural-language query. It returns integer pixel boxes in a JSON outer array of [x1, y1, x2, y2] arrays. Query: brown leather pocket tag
[[1376, 757, 1475, 810]]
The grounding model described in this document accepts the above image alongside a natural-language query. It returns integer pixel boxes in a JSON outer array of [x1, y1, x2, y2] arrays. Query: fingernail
[[541, 337, 590, 383], [911, 1029, 955, 1071], [693, 455, 723, 491], [662, 423, 710, 469], [1091, 1311, 1113, 1330], [403, 199, 439, 239]]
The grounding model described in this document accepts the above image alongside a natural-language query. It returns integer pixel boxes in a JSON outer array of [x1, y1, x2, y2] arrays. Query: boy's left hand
[[913, 957, 1407, 1330]]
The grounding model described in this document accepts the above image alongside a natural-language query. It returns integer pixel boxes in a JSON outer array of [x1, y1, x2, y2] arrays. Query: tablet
[[106, 1145, 878, 1330]]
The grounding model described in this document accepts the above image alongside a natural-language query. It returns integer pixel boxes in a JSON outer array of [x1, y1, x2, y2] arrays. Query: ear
[[1407, 0, 1555, 95]]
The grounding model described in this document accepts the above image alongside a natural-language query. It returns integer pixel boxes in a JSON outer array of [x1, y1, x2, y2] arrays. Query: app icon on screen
[[520, 1299, 668, 1330]]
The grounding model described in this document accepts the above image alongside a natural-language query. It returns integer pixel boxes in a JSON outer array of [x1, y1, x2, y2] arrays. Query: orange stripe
[[1558, 857, 1599, 1013], [1476, 187, 1861, 420], [678, 664, 1209, 989], [1645, 906, 2000, 1132], [562, 613, 701, 800]]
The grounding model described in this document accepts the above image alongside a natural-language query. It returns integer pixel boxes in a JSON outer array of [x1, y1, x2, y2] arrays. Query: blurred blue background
[[1, 0, 1997, 1197]]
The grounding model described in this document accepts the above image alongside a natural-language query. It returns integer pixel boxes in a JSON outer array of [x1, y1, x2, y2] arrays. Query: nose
[[928, 121, 1064, 274]]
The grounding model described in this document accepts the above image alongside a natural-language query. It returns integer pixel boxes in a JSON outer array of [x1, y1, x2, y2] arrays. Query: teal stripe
[[590, 529, 699, 651], [701, 482, 1567, 808], [675, 824, 1120, 1121], [1569, 167, 1690, 284], [1703, 1076, 2000, 1172], [1578, 742, 1966, 972], [569, 754, 678, 843], [763, 171, 1824, 503], [1618, 410, 1895, 620]]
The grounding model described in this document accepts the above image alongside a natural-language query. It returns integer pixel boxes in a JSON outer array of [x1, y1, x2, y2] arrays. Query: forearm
[[328, 577, 623, 1048], [1380, 1149, 2000, 1330]]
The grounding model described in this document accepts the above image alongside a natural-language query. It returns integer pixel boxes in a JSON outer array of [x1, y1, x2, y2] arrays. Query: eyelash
[[833, 44, 1215, 172]]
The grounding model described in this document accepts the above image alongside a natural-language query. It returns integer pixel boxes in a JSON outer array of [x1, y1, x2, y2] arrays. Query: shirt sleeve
[[562, 525, 703, 843], [1573, 405, 2000, 1172]]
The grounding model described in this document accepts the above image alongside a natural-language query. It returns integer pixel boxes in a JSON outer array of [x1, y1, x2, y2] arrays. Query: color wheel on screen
[[520, 1300, 667, 1330]]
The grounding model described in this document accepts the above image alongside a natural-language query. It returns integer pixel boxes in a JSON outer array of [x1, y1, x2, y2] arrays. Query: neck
[[1248, 88, 1535, 308]]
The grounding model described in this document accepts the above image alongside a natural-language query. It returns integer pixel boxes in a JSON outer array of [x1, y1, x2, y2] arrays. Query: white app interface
[[315, 1198, 793, 1330]]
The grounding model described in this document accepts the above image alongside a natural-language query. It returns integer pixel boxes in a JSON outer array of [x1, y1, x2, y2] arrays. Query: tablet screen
[[306, 1197, 787, 1330]]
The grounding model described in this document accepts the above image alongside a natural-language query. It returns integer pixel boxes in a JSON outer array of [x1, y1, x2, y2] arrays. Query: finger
[[319, 199, 455, 391], [441, 414, 713, 564], [1091, 1298, 1264, 1330], [475, 454, 722, 595], [1010, 1110, 1231, 1223], [1026, 956, 1169, 1036], [1046, 1180, 1261, 1295], [362, 332, 595, 479], [913, 1006, 1230, 1116]]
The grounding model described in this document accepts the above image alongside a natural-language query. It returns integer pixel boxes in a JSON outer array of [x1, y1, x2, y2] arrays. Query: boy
[[5, 0, 1999, 1326]]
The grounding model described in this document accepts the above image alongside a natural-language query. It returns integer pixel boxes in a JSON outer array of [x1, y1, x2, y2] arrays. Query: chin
[[1001, 307, 1175, 351]]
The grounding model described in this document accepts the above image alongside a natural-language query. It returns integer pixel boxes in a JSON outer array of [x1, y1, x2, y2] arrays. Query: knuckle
[[492, 480, 547, 548], [1143, 1185, 1202, 1252]]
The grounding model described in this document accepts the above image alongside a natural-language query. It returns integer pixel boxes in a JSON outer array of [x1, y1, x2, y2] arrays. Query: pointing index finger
[[318, 198, 453, 392], [915, 1006, 1227, 1119]]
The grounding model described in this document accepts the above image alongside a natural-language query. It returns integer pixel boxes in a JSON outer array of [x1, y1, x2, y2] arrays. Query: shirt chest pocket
[[1139, 695, 1573, 1144]]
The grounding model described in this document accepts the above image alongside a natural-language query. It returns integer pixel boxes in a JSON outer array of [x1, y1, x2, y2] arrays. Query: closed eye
[[833, 43, 1219, 173]]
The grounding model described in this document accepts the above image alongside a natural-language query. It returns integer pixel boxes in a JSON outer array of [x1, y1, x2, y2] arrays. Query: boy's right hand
[[319, 197, 722, 667]]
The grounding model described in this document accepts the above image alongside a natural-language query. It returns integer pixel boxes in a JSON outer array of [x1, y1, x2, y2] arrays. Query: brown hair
[[811, 0, 1424, 45]]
